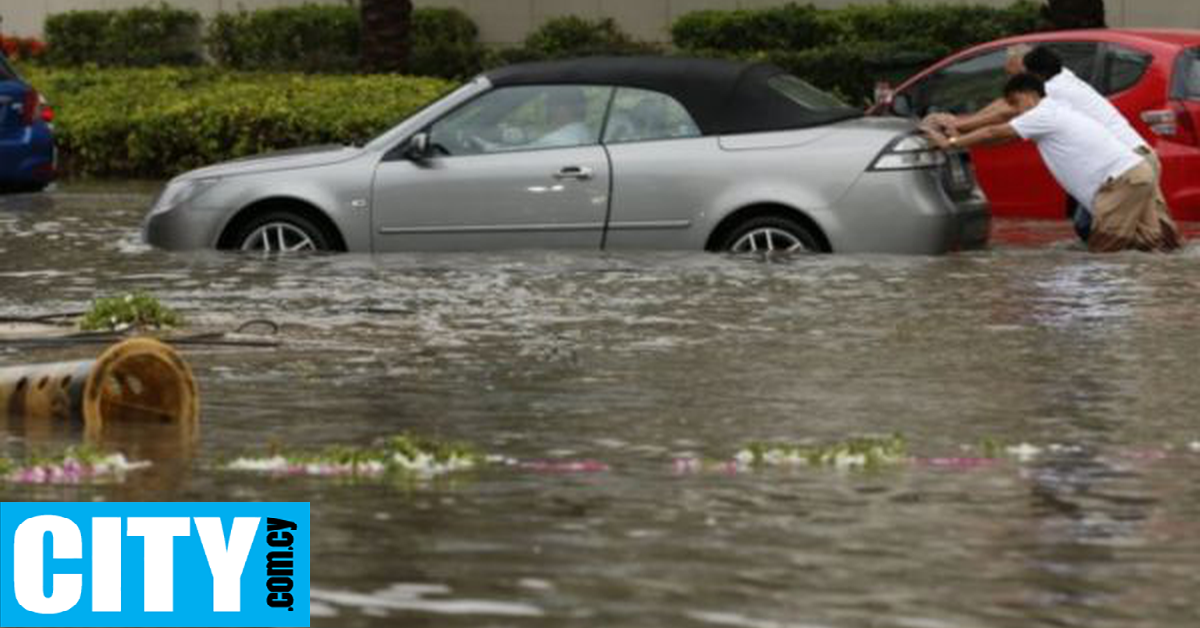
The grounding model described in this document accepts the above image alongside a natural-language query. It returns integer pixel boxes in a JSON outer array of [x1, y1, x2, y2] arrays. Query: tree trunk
[[360, 0, 412, 74], [1043, 0, 1107, 29]]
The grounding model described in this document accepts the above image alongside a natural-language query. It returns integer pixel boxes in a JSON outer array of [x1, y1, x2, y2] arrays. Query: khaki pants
[[1089, 159, 1182, 253], [1135, 145, 1168, 207]]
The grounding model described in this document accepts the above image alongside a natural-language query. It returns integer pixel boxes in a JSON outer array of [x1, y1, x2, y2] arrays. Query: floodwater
[[2, 182, 1200, 627]]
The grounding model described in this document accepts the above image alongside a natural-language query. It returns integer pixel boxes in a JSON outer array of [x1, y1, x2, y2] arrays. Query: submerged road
[[2, 183, 1199, 628]]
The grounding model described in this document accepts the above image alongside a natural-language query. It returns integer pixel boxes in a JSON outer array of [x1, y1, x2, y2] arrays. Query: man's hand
[[922, 112, 959, 134], [921, 127, 953, 151]]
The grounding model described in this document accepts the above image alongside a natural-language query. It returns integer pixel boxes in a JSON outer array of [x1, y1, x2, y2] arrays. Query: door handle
[[553, 166, 594, 181]]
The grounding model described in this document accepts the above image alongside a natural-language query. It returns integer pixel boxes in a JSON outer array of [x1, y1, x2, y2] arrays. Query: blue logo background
[[0, 502, 310, 627]]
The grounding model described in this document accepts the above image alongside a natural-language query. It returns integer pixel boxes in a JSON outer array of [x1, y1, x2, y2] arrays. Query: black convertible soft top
[[484, 56, 860, 136]]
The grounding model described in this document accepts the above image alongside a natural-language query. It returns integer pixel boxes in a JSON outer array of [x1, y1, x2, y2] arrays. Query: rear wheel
[[233, 211, 333, 253], [721, 215, 821, 254]]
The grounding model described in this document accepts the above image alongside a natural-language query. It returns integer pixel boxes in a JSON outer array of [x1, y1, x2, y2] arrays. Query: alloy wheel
[[730, 227, 809, 253], [240, 222, 317, 252]]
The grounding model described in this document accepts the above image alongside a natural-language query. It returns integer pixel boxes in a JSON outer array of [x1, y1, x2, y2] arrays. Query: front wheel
[[234, 212, 333, 253], [720, 216, 822, 254]]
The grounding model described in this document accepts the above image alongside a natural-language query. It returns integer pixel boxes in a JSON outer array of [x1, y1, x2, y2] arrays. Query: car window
[[429, 85, 611, 157], [1098, 44, 1151, 95], [1041, 42, 1100, 85], [1174, 48, 1200, 100], [917, 49, 1007, 115], [767, 74, 850, 110], [603, 88, 700, 144]]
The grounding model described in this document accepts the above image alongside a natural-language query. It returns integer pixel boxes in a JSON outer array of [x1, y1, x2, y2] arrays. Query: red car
[[873, 29, 1200, 221]]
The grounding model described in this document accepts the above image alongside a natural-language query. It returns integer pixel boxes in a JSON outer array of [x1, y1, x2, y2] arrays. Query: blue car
[[0, 52, 54, 192]]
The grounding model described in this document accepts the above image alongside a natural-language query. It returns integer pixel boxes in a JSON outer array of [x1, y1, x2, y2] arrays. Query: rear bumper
[[827, 164, 991, 255], [0, 123, 55, 187]]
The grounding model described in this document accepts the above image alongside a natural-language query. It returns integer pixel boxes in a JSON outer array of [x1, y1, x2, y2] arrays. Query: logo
[[0, 502, 310, 627]]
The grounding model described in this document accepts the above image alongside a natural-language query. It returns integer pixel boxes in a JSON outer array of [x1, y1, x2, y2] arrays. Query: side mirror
[[891, 93, 914, 117], [403, 132, 432, 161]]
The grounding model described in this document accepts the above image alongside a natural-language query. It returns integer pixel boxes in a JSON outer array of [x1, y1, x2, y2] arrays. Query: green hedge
[[206, 5, 360, 73], [42, 4, 485, 79], [43, 5, 204, 67], [484, 16, 661, 70], [207, 5, 486, 78], [672, 1, 1044, 52], [672, 4, 836, 52], [521, 16, 658, 57], [673, 1, 1046, 104], [20, 65, 453, 178], [410, 8, 488, 79], [829, 1, 1044, 51]]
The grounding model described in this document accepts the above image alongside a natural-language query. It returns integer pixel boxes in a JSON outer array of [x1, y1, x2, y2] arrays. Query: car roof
[[969, 28, 1199, 55], [484, 56, 857, 135], [1101, 29, 1200, 47], [892, 29, 1196, 91]]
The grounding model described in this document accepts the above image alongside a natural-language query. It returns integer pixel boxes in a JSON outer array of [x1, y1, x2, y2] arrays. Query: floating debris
[[1189, 441, 1200, 453], [979, 440, 1086, 463], [226, 435, 482, 479], [0, 337, 200, 442], [78, 291, 184, 332], [0, 446, 151, 485], [225, 437, 615, 480], [1004, 443, 1044, 463], [743, 435, 908, 469], [675, 435, 909, 473]]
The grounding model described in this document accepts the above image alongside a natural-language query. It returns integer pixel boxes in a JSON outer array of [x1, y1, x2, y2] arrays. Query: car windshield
[[365, 80, 486, 151], [767, 74, 862, 123]]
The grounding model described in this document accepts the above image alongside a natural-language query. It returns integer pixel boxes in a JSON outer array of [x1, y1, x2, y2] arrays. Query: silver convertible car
[[143, 57, 989, 254]]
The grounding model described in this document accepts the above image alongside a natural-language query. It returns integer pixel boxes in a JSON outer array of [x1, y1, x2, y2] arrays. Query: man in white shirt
[[924, 74, 1180, 253], [1022, 47, 1164, 240], [924, 47, 1161, 241], [1023, 47, 1153, 171]]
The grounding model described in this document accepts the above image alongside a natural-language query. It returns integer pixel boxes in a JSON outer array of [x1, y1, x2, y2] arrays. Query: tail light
[[38, 94, 54, 124], [1142, 103, 1198, 146], [16, 90, 51, 126], [20, 89, 38, 126]]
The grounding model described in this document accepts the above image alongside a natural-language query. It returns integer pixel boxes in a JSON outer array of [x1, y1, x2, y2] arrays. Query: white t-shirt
[[1011, 97, 1144, 211], [1046, 68, 1146, 151]]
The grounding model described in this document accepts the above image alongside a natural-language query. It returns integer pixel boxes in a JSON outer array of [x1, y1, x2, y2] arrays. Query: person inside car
[[923, 73, 1180, 253], [530, 88, 594, 149]]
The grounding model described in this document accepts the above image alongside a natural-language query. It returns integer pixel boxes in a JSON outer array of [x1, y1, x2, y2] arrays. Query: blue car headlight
[[150, 177, 221, 215], [868, 135, 947, 171]]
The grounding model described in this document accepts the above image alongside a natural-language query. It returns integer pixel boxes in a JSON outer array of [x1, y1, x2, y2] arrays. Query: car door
[[1165, 45, 1200, 218], [600, 87, 712, 249], [370, 84, 613, 251]]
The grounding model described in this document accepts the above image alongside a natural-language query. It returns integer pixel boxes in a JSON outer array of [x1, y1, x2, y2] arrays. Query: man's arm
[[924, 98, 1019, 134], [924, 123, 1021, 150], [952, 98, 1019, 133]]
